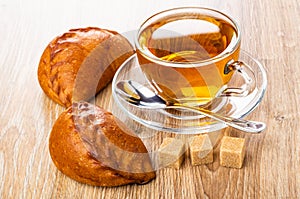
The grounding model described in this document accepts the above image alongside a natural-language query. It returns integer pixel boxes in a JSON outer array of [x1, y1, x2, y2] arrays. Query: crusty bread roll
[[49, 102, 156, 186], [38, 27, 134, 107]]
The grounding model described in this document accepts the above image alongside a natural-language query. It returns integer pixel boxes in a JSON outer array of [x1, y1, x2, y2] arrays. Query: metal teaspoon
[[115, 80, 266, 133]]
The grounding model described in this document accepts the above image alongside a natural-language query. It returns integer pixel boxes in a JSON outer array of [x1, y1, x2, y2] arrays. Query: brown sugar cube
[[220, 136, 246, 169], [189, 134, 213, 165], [158, 138, 185, 169]]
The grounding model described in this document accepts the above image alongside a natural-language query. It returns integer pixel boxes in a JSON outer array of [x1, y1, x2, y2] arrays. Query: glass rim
[[134, 7, 241, 68]]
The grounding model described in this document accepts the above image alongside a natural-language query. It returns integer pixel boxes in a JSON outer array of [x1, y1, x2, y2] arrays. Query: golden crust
[[49, 102, 156, 186], [38, 27, 134, 107]]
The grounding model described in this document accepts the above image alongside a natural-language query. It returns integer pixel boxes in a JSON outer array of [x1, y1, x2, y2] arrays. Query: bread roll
[[49, 102, 156, 186], [38, 27, 134, 107]]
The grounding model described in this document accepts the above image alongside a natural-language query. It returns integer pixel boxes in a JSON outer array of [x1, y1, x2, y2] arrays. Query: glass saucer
[[111, 50, 267, 134]]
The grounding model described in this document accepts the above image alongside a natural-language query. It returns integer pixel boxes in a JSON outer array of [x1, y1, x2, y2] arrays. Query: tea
[[136, 14, 240, 105]]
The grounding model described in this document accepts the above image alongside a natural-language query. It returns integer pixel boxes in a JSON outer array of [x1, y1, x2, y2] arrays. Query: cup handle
[[219, 60, 256, 97]]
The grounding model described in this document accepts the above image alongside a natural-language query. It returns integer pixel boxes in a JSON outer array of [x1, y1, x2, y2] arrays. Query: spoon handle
[[178, 105, 266, 133]]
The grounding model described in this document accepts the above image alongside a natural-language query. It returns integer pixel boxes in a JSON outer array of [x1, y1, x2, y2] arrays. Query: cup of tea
[[135, 7, 257, 106]]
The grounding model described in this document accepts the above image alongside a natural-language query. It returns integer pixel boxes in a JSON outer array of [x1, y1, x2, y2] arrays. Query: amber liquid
[[137, 15, 240, 105]]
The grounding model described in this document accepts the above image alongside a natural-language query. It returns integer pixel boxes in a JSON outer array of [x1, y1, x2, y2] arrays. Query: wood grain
[[0, 0, 299, 198]]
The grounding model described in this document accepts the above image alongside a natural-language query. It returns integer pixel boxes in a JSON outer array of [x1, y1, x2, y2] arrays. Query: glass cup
[[135, 7, 256, 107]]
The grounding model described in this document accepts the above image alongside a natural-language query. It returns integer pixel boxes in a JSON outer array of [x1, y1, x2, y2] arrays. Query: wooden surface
[[1, 0, 299, 198]]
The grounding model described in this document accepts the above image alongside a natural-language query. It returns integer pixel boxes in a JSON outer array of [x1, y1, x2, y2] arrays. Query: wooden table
[[1, 0, 299, 198]]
